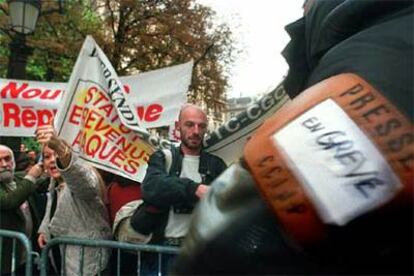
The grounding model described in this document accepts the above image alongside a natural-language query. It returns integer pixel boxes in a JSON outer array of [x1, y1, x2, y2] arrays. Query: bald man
[[133, 104, 227, 272]]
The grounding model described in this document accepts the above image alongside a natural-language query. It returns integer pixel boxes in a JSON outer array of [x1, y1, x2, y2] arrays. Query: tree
[[0, 0, 237, 118], [96, 0, 237, 118], [0, 0, 103, 81]]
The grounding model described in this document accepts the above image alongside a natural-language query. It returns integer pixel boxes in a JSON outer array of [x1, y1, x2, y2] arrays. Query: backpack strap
[[162, 148, 173, 174]]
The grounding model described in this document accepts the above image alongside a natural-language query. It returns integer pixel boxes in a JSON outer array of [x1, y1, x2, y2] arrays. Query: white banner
[[55, 36, 167, 182], [0, 80, 64, 134], [204, 84, 290, 164], [0, 62, 191, 136], [123, 61, 191, 129]]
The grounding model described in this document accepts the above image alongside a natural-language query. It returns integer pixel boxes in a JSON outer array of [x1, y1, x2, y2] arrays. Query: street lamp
[[2, 0, 41, 154], [8, 0, 41, 35], [7, 0, 41, 79]]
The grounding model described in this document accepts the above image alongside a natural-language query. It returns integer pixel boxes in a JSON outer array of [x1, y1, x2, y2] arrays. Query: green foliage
[[0, 38, 8, 77], [82, 6, 100, 25], [22, 137, 41, 152], [0, 0, 238, 113], [0, 1, 9, 78], [22, 1, 105, 82], [26, 58, 47, 79]]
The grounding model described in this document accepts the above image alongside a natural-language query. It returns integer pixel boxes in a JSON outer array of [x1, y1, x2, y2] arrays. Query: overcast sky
[[197, 0, 304, 98]]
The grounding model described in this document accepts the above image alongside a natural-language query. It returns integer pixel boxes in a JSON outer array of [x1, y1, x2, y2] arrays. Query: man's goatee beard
[[0, 169, 13, 184]]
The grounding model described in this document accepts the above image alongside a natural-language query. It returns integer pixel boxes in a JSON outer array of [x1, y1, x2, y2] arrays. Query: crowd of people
[[1, 0, 413, 275], [0, 104, 223, 275]]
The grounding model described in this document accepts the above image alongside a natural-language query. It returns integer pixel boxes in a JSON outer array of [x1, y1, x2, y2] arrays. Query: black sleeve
[[142, 150, 200, 208], [216, 157, 228, 176], [211, 155, 227, 181], [35, 176, 50, 193], [283, 2, 413, 121]]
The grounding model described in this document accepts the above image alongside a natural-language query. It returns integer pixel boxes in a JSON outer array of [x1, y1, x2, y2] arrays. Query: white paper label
[[273, 99, 402, 226]]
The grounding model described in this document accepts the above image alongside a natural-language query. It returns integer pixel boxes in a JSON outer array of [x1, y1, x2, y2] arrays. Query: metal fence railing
[[40, 237, 180, 276], [0, 230, 180, 276], [0, 229, 34, 276]]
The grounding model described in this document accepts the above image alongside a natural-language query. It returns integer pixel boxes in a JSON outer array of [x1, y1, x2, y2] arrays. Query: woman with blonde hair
[[35, 125, 111, 275]]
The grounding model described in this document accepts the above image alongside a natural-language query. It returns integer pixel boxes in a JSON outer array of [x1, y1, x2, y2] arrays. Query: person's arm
[[194, 154, 228, 199], [174, 74, 414, 275], [36, 124, 102, 201], [35, 176, 51, 193], [212, 155, 228, 178], [142, 150, 200, 208], [0, 179, 37, 210], [0, 164, 42, 210], [58, 155, 103, 201]]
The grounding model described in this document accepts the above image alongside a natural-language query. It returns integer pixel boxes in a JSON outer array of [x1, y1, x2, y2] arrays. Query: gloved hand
[[174, 162, 412, 275], [174, 162, 324, 275]]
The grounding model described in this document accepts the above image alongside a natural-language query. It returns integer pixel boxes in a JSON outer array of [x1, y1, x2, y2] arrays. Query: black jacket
[[283, 0, 413, 120], [133, 145, 227, 242], [142, 145, 227, 211]]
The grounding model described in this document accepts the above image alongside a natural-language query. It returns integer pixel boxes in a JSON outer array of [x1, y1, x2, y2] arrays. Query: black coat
[[283, 0, 413, 120], [142, 145, 227, 210], [132, 145, 226, 242]]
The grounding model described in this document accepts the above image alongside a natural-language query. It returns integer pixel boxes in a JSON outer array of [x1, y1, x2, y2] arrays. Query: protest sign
[[55, 36, 163, 182], [0, 63, 191, 136]]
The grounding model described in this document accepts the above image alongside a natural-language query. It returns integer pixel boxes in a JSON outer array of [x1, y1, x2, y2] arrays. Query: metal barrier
[[0, 229, 33, 276], [40, 237, 180, 276]]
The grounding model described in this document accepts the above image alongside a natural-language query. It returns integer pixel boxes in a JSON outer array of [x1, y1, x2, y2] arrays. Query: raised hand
[[35, 124, 72, 168], [35, 124, 55, 145]]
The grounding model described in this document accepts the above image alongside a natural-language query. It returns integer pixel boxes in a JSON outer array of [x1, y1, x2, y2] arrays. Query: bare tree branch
[[193, 40, 216, 68]]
